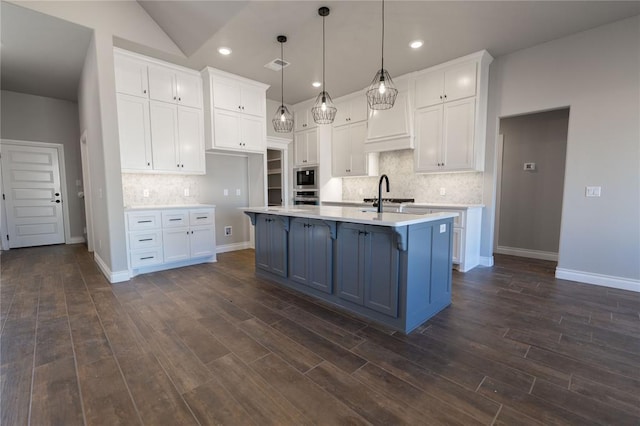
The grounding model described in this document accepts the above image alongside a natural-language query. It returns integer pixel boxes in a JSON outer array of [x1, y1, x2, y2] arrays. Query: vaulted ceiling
[[2, 1, 639, 104]]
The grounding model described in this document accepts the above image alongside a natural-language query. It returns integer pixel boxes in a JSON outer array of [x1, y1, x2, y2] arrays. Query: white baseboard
[[216, 241, 252, 254], [479, 256, 494, 267], [67, 236, 86, 244], [555, 268, 639, 293], [94, 252, 130, 284], [496, 246, 558, 261]]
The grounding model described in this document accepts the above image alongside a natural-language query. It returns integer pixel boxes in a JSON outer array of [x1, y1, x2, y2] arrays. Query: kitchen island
[[243, 205, 457, 333]]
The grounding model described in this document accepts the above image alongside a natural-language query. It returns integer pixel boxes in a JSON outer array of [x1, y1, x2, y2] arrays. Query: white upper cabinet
[[202, 67, 269, 153], [332, 121, 378, 177], [148, 65, 203, 109], [414, 50, 492, 173], [294, 128, 319, 166], [365, 78, 413, 152], [114, 48, 205, 174], [114, 54, 149, 98], [333, 94, 368, 127], [415, 60, 477, 109], [293, 101, 317, 132]]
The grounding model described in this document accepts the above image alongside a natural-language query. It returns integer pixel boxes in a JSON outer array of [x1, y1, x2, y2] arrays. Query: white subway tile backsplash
[[341, 150, 483, 204]]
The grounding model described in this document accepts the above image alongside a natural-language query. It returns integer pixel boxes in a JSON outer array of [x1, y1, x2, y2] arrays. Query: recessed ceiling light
[[409, 40, 424, 49], [312, 81, 322, 88], [218, 47, 232, 55]]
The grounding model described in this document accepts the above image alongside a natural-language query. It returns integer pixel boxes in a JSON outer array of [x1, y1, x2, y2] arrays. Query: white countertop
[[243, 205, 458, 227], [124, 204, 216, 211], [323, 200, 484, 210]]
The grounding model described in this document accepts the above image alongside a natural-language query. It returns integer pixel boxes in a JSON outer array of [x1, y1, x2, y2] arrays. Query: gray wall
[[1, 90, 85, 240], [498, 109, 568, 253], [198, 153, 250, 246], [482, 15, 639, 281]]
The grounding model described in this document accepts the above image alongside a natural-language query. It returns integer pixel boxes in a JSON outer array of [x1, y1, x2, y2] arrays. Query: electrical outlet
[[224, 226, 232, 236], [143, 189, 149, 198], [183, 188, 190, 197], [585, 186, 601, 197], [439, 187, 446, 196], [439, 224, 446, 233], [524, 162, 536, 171], [223, 189, 229, 196]]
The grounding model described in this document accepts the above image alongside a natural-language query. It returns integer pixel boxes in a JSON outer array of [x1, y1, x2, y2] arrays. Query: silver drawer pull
[[196, 216, 207, 219], [169, 218, 182, 221], [139, 238, 153, 242], [140, 256, 154, 260], [138, 220, 152, 223]]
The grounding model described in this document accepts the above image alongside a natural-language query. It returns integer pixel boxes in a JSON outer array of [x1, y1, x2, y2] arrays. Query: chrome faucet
[[377, 174, 390, 213]]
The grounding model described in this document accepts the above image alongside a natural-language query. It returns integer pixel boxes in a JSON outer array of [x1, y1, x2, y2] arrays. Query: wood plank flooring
[[1, 245, 638, 425]]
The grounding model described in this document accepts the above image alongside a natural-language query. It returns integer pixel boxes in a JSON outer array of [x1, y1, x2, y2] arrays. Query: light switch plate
[[183, 188, 190, 197], [440, 224, 446, 233], [236, 189, 241, 196], [223, 189, 229, 196], [439, 187, 446, 196], [585, 186, 601, 197]]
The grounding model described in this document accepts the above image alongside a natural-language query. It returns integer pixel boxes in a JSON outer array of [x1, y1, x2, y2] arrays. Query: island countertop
[[242, 205, 458, 227]]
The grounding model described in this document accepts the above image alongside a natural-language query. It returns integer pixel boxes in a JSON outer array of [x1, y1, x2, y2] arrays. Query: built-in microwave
[[293, 166, 318, 190]]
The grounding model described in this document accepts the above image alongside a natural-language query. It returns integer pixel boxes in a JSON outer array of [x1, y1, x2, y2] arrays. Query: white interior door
[[1, 144, 65, 248]]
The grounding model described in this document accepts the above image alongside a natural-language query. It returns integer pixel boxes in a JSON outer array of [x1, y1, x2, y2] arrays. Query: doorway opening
[[495, 108, 569, 261]]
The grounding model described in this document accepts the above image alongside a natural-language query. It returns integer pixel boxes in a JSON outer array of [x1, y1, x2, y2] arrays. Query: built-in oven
[[293, 166, 318, 190], [293, 190, 319, 206]]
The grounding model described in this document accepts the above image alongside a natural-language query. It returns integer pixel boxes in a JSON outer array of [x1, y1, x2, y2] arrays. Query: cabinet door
[[177, 106, 204, 173], [176, 72, 202, 109], [305, 128, 319, 165], [307, 220, 333, 294], [213, 109, 242, 150], [336, 223, 364, 305], [452, 227, 461, 264], [289, 218, 308, 285], [240, 85, 264, 117], [162, 228, 190, 262], [148, 65, 176, 104], [269, 217, 288, 277], [294, 133, 308, 167], [415, 69, 444, 109], [117, 94, 152, 171], [190, 226, 215, 258], [350, 96, 368, 123], [349, 122, 368, 176], [294, 106, 314, 131], [442, 98, 475, 171], [149, 101, 179, 171], [212, 77, 241, 113], [430, 220, 452, 306], [366, 90, 411, 142], [241, 115, 266, 152], [332, 126, 352, 177], [444, 61, 476, 102], [333, 99, 350, 127], [364, 226, 399, 317], [114, 55, 148, 97], [255, 215, 271, 271], [414, 106, 443, 172]]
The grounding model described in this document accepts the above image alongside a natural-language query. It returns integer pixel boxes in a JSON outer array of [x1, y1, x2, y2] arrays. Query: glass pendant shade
[[272, 35, 293, 133], [366, 68, 398, 110], [311, 91, 337, 124], [272, 105, 294, 132]]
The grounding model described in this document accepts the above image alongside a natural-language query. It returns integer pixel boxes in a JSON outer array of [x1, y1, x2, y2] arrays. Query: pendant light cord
[[322, 14, 326, 91], [280, 40, 284, 107], [381, 0, 385, 71]]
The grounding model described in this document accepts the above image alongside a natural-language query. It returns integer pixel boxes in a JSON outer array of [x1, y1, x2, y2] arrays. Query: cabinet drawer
[[130, 248, 163, 268], [162, 210, 189, 227], [430, 209, 464, 228], [129, 230, 162, 250], [127, 211, 161, 231], [190, 210, 214, 226]]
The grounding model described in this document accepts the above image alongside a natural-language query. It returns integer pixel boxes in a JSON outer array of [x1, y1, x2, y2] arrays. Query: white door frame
[[267, 136, 291, 206], [0, 139, 72, 247], [493, 133, 504, 254], [80, 130, 95, 252]]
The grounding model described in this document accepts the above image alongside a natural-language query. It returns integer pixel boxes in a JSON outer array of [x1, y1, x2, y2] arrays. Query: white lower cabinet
[[125, 207, 216, 276]]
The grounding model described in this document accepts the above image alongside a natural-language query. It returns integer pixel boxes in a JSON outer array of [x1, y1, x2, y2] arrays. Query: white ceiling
[[1, 1, 638, 104]]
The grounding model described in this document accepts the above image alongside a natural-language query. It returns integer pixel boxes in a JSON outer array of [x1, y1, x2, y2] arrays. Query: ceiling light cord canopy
[[311, 6, 337, 125], [366, 0, 398, 110], [272, 35, 294, 133]]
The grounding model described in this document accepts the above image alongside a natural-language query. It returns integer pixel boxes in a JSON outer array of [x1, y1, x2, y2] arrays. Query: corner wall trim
[[94, 252, 130, 284], [479, 256, 494, 267], [67, 237, 86, 244], [555, 268, 639, 293], [496, 246, 558, 261], [216, 241, 252, 254]]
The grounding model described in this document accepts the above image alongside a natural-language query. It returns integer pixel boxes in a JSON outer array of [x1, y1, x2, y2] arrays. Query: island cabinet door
[[307, 220, 333, 294], [269, 216, 288, 278], [336, 223, 365, 305], [429, 220, 453, 306], [363, 226, 400, 318], [289, 218, 309, 285], [255, 214, 271, 271]]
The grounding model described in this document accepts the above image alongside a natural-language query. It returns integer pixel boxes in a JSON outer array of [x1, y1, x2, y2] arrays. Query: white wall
[[483, 16, 640, 285], [0, 90, 85, 240]]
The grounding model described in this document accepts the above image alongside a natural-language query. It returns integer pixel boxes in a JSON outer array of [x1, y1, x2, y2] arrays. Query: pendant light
[[366, 0, 398, 110], [311, 6, 337, 124], [272, 35, 294, 133]]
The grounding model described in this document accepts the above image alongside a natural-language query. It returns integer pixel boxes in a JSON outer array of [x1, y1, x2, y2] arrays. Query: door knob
[[55, 193, 60, 196]]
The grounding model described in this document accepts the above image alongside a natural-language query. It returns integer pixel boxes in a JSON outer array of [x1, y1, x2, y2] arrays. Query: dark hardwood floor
[[1, 244, 638, 425]]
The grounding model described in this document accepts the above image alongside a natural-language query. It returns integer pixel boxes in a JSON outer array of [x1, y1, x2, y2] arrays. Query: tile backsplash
[[342, 150, 483, 204], [122, 173, 203, 206]]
